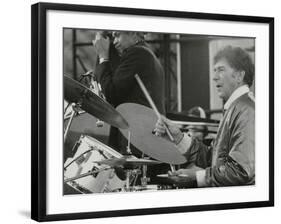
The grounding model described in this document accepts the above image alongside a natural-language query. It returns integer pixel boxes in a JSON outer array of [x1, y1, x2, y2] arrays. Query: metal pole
[[76, 54, 88, 73], [163, 34, 170, 112], [176, 34, 182, 112], [72, 29, 77, 80]]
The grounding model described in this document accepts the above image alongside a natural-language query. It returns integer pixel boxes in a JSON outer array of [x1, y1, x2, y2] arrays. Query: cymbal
[[116, 103, 187, 165], [64, 75, 129, 129], [95, 156, 162, 167]]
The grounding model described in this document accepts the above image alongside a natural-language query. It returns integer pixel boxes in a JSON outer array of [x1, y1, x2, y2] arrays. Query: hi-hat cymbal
[[116, 103, 187, 165], [64, 75, 129, 129], [95, 156, 162, 167]]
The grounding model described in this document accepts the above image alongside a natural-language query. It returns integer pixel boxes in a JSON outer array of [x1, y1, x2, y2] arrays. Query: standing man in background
[[93, 31, 165, 157]]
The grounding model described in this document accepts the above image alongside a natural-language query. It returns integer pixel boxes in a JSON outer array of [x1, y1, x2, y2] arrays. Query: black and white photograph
[[30, 2, 274, 222], [2, 0, 281, 223], [63, 29, 255, 195]]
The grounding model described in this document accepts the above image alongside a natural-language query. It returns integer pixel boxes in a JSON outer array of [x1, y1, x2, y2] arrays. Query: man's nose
[[213, 72, 219, 81]]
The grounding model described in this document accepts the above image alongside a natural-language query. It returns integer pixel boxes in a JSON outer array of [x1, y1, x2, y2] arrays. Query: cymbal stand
[[64, 102, 82, 142], [126, 130, 132, 154], [125, 170, 131, 189], [123, 169, 141, 191], [140, 163, 149, 188]]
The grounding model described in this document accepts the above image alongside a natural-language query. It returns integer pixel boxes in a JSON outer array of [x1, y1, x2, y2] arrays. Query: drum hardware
[[64, 101, 71, 114], [64, 166, 112, 183], [64, 78, 93, 142], [64, 102, 82, 142], [140, 163, 149, 187], [80, 70, 106, 128], [64, 70, 94, 120], [64, 134, 188, 192], [64, 135, 127, 193], [63, 69, 207, 192], [122, 169, 141, 191], [66, 181, 92, 194], [95, 156, 162, 167], [63, 75, 130, 192], [64, 75, 129, 130], [95, 156, 163, 191], [125, 170, 130, 190], [64, 139, 115, 170], [64, 109, 84, 121], [130, 169, 141, 186], [64, 147, 90, 170], [126, 130, 132, 155]]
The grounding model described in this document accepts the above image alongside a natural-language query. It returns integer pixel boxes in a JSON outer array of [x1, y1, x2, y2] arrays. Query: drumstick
[[157, 173, 189, 178], [172, 120, 219, 127], [170, 164, 176, 172], [135, 74, 174, 142]]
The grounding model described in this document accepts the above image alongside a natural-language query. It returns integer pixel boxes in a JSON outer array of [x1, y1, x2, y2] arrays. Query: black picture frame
[[31, 2, 274, 222]]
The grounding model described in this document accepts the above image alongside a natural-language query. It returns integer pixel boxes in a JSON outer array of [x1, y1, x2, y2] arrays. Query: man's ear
[[236, 70, 245, 84]]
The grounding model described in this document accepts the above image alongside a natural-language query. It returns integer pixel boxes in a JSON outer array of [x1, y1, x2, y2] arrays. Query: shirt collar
[[224, 85, 250, 110], [123, 40, 145, 54]]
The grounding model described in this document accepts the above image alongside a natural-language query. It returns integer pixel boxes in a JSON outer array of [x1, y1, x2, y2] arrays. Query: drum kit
[[64, 73, 218, 194]]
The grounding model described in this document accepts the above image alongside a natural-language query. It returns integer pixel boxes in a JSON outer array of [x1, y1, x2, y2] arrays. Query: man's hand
[[92, 32, 110, 60], [168, 165, 204, 182], [154, 116, 183, 144]]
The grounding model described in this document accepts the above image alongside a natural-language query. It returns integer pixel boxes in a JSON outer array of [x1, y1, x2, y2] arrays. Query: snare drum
[[64, 135, 126, 194]]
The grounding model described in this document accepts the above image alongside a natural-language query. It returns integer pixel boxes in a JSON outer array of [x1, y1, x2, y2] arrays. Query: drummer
[[154, 46, 255, 187]]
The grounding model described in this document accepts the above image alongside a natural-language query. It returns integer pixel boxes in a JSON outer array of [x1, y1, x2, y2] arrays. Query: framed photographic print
[[31, 2, 274, 222]]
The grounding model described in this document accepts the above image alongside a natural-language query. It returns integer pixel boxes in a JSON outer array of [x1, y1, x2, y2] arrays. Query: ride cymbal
[[116, 103, 187, 165], [64, 75, 129, 129]]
